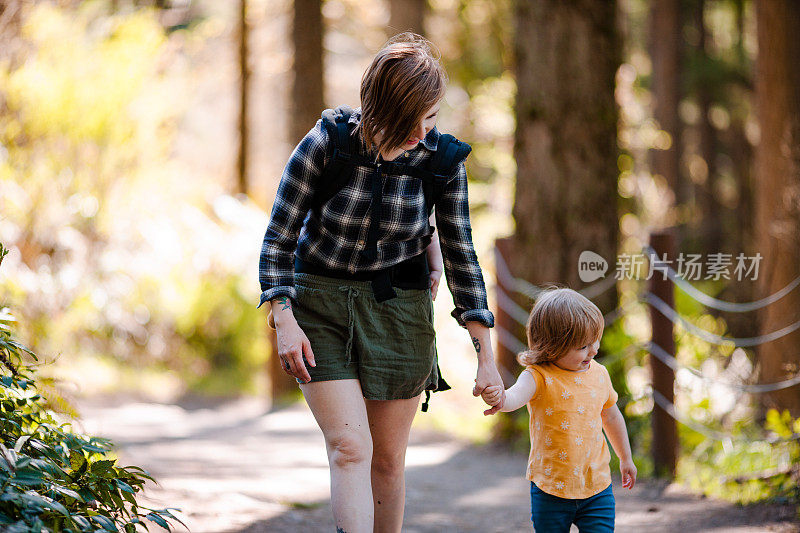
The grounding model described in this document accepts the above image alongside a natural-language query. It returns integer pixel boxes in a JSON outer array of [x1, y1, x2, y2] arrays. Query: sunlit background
[[1, 0, 799, 531]]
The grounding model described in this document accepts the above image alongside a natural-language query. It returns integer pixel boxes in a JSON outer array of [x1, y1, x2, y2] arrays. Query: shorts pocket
[[293, 284, 349, 337]]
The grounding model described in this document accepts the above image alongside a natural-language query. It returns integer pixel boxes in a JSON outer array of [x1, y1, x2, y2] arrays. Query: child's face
[[553, 338, 600, 372]]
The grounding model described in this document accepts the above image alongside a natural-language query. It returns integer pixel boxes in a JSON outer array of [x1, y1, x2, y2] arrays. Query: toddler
[[483, 288, 636, 532]]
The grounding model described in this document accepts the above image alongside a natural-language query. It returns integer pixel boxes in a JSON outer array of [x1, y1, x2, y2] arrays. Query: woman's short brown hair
[[518, 288, 604, 366], [357, 32, 447, 156]]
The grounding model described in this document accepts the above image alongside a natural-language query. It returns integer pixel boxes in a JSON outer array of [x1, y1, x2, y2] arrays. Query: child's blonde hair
[[518, 287, 604, 366]]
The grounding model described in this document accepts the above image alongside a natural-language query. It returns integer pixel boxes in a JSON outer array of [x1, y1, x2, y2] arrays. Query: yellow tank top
[[525, 360, 618, 498]]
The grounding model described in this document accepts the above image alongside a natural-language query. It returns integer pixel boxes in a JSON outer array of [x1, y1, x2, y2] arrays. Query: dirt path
[[76, 397, 799, 533]]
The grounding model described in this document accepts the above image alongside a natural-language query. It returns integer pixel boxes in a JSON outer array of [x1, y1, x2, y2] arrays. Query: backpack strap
[[421, 133, 472, 215], [312, 111, 471, 217], [311, 106, 361, 214]]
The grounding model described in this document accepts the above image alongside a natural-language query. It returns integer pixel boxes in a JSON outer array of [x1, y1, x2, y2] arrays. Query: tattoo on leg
[[336, 528, 348, 533], [471, 336, 481, 354], [276, 297, 291, 311]]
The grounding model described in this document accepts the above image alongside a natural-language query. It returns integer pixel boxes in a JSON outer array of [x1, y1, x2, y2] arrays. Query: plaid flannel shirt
[[258, 109, 494, 329]]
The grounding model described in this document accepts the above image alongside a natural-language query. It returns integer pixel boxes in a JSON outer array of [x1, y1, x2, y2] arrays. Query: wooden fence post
[[494, 237, 523, 388], [649, 230, 678, 478]]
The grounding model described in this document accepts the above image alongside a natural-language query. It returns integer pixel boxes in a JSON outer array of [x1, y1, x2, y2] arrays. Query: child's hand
[[620, 459, 637, 489], [481, 385, 505, 416]]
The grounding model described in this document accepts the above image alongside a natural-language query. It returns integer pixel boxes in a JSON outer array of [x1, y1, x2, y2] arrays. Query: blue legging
[[530, 482, 615, 532]]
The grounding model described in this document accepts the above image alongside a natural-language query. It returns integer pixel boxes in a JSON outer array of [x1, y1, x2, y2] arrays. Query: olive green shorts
[[293, 273, 439, 400]]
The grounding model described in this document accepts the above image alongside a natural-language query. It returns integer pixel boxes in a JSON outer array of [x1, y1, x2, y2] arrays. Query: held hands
[[473, 362, 504, 415], [480, 385, 505, 416], [620, 458, 637, 489]]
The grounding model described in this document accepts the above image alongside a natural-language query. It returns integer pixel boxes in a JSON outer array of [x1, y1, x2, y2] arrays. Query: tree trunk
[[649, 0, 684, 219], [730, 0, 753, 258], [754, 0, 800, 417], [268, 0, 325, 403], [388, 0, 426, 38], [237, 0, 249, 195], [694, 0, 723, 254], [0, 0, 25, 66], [290, 0, 324, 145], [511, 0, 619, 314], [496, 0, 619, 441]]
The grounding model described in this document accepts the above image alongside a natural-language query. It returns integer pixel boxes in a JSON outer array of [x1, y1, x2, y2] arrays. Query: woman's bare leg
[[365, 395, 420, 533], [301, 380, 374, 533]]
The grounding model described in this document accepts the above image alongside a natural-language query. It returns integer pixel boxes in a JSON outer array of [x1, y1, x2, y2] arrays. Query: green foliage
[[0, 249, 181, 531], [492, 408, 532, 454], [0, 4, 268, 396], [600, 321, 636, 406], [766, 409, 800, 440], [600, 320, 653, 477], [445, 0, 512, 86], [639, 285, 800, 507], [678, 409, 800, 506], [173, 275, 268, 395]]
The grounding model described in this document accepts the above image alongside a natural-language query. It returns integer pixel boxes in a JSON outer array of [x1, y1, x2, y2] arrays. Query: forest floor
[[76, 395, 799, 533]]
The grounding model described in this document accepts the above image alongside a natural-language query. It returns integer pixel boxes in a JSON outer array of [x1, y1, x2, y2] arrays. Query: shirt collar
[[351, 107, 441, 151], [421, 127, 440, 151]]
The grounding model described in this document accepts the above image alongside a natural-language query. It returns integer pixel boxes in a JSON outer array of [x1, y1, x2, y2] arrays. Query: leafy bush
[[678, 409, 800, 506], [0, 244, 181, 532], [598, 319, 654, 478]]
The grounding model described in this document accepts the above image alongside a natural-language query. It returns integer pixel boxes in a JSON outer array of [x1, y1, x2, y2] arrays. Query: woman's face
[[403, 101, 441, 148]]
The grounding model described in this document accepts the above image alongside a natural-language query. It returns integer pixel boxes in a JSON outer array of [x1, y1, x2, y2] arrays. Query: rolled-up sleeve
[[258, 121, 328, 308], [435, 161, 495, 328]]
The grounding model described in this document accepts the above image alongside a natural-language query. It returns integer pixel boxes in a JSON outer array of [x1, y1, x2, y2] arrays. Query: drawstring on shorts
[[338, 286, 360, 366]]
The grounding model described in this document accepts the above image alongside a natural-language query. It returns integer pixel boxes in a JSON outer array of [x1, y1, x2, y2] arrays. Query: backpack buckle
[[331, 147, 351, 163]]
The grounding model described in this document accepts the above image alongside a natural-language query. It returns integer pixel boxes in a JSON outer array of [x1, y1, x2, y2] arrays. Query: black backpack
[[310, 105, 472, 215]]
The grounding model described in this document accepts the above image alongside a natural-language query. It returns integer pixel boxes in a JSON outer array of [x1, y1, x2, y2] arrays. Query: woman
[[258, 33, 504, 532]]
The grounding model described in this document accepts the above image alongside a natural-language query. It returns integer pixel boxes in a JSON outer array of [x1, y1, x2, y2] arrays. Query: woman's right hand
[[271, 298, 316, 383]]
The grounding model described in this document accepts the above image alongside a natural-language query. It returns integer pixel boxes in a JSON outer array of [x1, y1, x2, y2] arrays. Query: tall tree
[[388, 0, 426, 37], [495, 0, 619, 392], [0, 0, 25, 66], [237, 0, 250, 195], [693, 0, 723, 253], [289, 0, 324, 145], [754, 0, 800, 417], [510, 0, 619, 310], [494, 0, 619, 439], [649, 0, 685, 221], [269, 0, 325, 403], [728, 0, 754, 260]]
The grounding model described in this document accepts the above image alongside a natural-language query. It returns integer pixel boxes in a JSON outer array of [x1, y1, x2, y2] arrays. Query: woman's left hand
[[429, 268, 442, 300], [425, 214, 444, 301]]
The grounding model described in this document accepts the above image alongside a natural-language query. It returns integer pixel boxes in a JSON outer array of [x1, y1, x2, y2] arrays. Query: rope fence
[[645, 292, 800, 347], [644, 245, 800, 313]]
